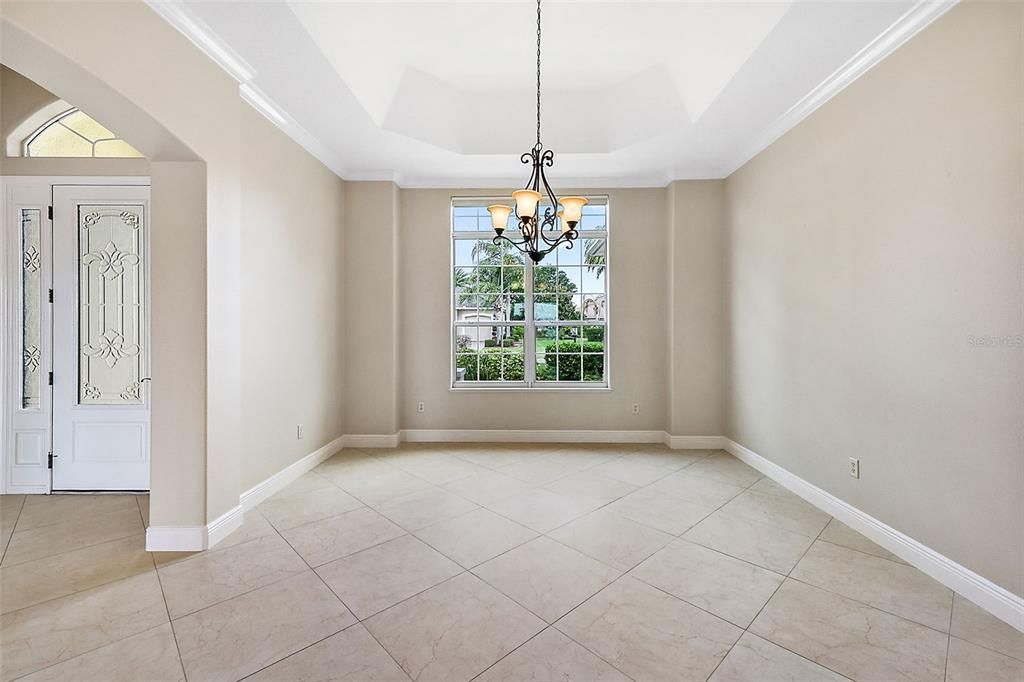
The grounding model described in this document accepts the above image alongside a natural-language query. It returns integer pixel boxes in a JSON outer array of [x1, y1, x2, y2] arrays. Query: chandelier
[[487, 0, 587, 263]]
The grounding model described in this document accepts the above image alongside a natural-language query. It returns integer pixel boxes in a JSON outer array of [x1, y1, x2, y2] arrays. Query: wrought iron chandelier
[[487, 0, 587, 263]]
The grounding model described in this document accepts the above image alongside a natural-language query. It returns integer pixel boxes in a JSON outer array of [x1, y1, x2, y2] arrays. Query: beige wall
[[240, 110, 346, 489], [669, 180, 727, 436], [396, 187, 671, 433], [2, 2, 347, 527], [345, 181, 400, 436], [725, 2, 1024, 595]]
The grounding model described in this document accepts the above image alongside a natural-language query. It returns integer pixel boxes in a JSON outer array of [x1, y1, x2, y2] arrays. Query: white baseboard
[[239, 434, 345, 511], [343, 433, 400, 448], [206, 504, 243, 548], [401, 429, 667, 444], [663, 435, 727, 450], [724, 438, 1024, 633], [145, 525, 206, 552]]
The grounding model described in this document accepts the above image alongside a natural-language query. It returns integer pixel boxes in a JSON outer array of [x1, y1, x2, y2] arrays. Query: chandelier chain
[[536, 0, 542, 149]]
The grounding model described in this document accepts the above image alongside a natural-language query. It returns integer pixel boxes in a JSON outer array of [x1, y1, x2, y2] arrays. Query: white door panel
[[52, 185, 150, 490]]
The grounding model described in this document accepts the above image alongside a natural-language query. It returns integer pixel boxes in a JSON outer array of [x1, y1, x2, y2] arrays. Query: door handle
[[140, 377, 152, 383]]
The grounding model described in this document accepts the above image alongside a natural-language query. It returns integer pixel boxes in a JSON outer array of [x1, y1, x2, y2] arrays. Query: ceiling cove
[[146, 0, 957, 188]]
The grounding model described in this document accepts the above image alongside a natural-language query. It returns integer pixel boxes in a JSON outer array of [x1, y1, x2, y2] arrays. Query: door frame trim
[[1, 176, 150, 494]]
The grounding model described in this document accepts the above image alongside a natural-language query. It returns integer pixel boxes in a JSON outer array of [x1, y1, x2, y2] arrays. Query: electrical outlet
[[417, 401, 425, 413], [849, 457, 860, 479], [632, 403, 640, 415], [296, 424, 304, 440]]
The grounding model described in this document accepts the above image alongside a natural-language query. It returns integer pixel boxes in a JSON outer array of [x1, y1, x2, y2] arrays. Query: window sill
[[449, 384, 611, 393]]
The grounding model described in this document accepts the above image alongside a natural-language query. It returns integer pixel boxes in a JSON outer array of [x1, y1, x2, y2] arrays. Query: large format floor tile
[[484, 488, 600, 533], [1, 507, 143, 567], [587, 458, 671, 486], [684, 452, 763, 487], [378, 487, 478, 531], [18, 623, 185, 682], [646, 470, 746, 508], [317, 534, 462, 619], [542, 469, 638, 505], [683, 510, 815, 574], [557, 576, 742, 682], [476, 627, 629, 682], [548, 508, 674, 571], [708, 632, 849, 682], [945, 636, 1024, 682], [158, 532, 308, 618], [818, 518, 906, 563], [749, 579, 948, 682], [258, 479, 364, 532], [414, 508, 537, 568], [173, 571, 355, 681], [281, 505, 406, 567], [247, 624, 410, 682], [390, 453, 486, 485], [790, 540, 953, 631], [605, 487, 715, 535], [15, 494, 140, 531], [631, 540, 784, 627], [442, 470, 532, 506], [0, 571, 168, 681], [717, 489, 830, 538], [365, 573, 545, 682], [473, 536, 620, 622], [4, 446, 1015, 682], [950, 593, 1024, 660], [0, 533, 152, 614]]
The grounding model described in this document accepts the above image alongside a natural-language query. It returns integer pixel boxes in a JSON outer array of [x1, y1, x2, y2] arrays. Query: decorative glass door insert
[[77, 205, 145, 405], [21, 208, 42, 409]]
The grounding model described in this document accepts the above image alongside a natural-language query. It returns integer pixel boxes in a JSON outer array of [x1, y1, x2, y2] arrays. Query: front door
[[51, 185, 150, 490]]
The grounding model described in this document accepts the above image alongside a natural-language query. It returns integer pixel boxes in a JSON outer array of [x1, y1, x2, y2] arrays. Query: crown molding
[[148, 0, 956, 187], [717, 0, 958, 178], [146, 0, 349, 179], [144, 0, 253, 83]]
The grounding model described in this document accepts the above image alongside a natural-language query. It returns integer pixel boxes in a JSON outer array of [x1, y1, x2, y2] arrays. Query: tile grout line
[[0, 533, 152, 617], [703, 515, 858, 682], [943, 589, 955, 682], [0, 495, 27, 565]]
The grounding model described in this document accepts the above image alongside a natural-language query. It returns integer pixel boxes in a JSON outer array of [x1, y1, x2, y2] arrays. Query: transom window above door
[[23, 108, 143, 158], [451, 198, 608, 389]]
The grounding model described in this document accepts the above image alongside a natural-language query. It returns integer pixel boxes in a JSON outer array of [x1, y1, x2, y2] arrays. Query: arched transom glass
[[24, 108, 143, 158]]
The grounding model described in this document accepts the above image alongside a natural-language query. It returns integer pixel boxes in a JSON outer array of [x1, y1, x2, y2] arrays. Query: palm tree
[[584, 239, 606, 277]]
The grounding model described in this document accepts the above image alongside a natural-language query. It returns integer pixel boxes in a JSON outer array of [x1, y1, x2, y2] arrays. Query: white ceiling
[[163, 1, 952, 187]]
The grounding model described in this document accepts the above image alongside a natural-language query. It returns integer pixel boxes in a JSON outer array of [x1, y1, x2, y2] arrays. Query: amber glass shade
[[487, 204, 513, 231]]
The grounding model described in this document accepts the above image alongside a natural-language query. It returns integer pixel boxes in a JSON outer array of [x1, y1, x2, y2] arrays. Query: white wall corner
[[663, 434, 727, 450], [723, 439, 1024, 633], [239, 434, 346, 511], [343, 433, 401, 448], [145, 525, 206, 552]]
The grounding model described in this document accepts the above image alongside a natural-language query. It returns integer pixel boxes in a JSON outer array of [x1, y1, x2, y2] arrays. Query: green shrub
[[544, 341, 604, 381], [457, 349, 524, 382], [583, 326, 604, 342]]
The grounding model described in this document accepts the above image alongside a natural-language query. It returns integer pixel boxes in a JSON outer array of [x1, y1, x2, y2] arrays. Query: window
[[452, 198, 608, 388], [24, 108, 143, 158]]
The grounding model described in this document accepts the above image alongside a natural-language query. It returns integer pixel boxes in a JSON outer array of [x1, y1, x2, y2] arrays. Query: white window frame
[[450, 196, 610, 391]]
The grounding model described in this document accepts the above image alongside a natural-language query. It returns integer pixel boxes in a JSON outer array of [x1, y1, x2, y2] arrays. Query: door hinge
[[48, 452, 54, 469], [48, 371, 53, 386], [48, 289, 53, 304], [47, 206, 53, 221]]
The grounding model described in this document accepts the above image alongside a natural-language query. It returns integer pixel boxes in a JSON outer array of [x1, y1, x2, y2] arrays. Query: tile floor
[[0, 444, 1021, 681]]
